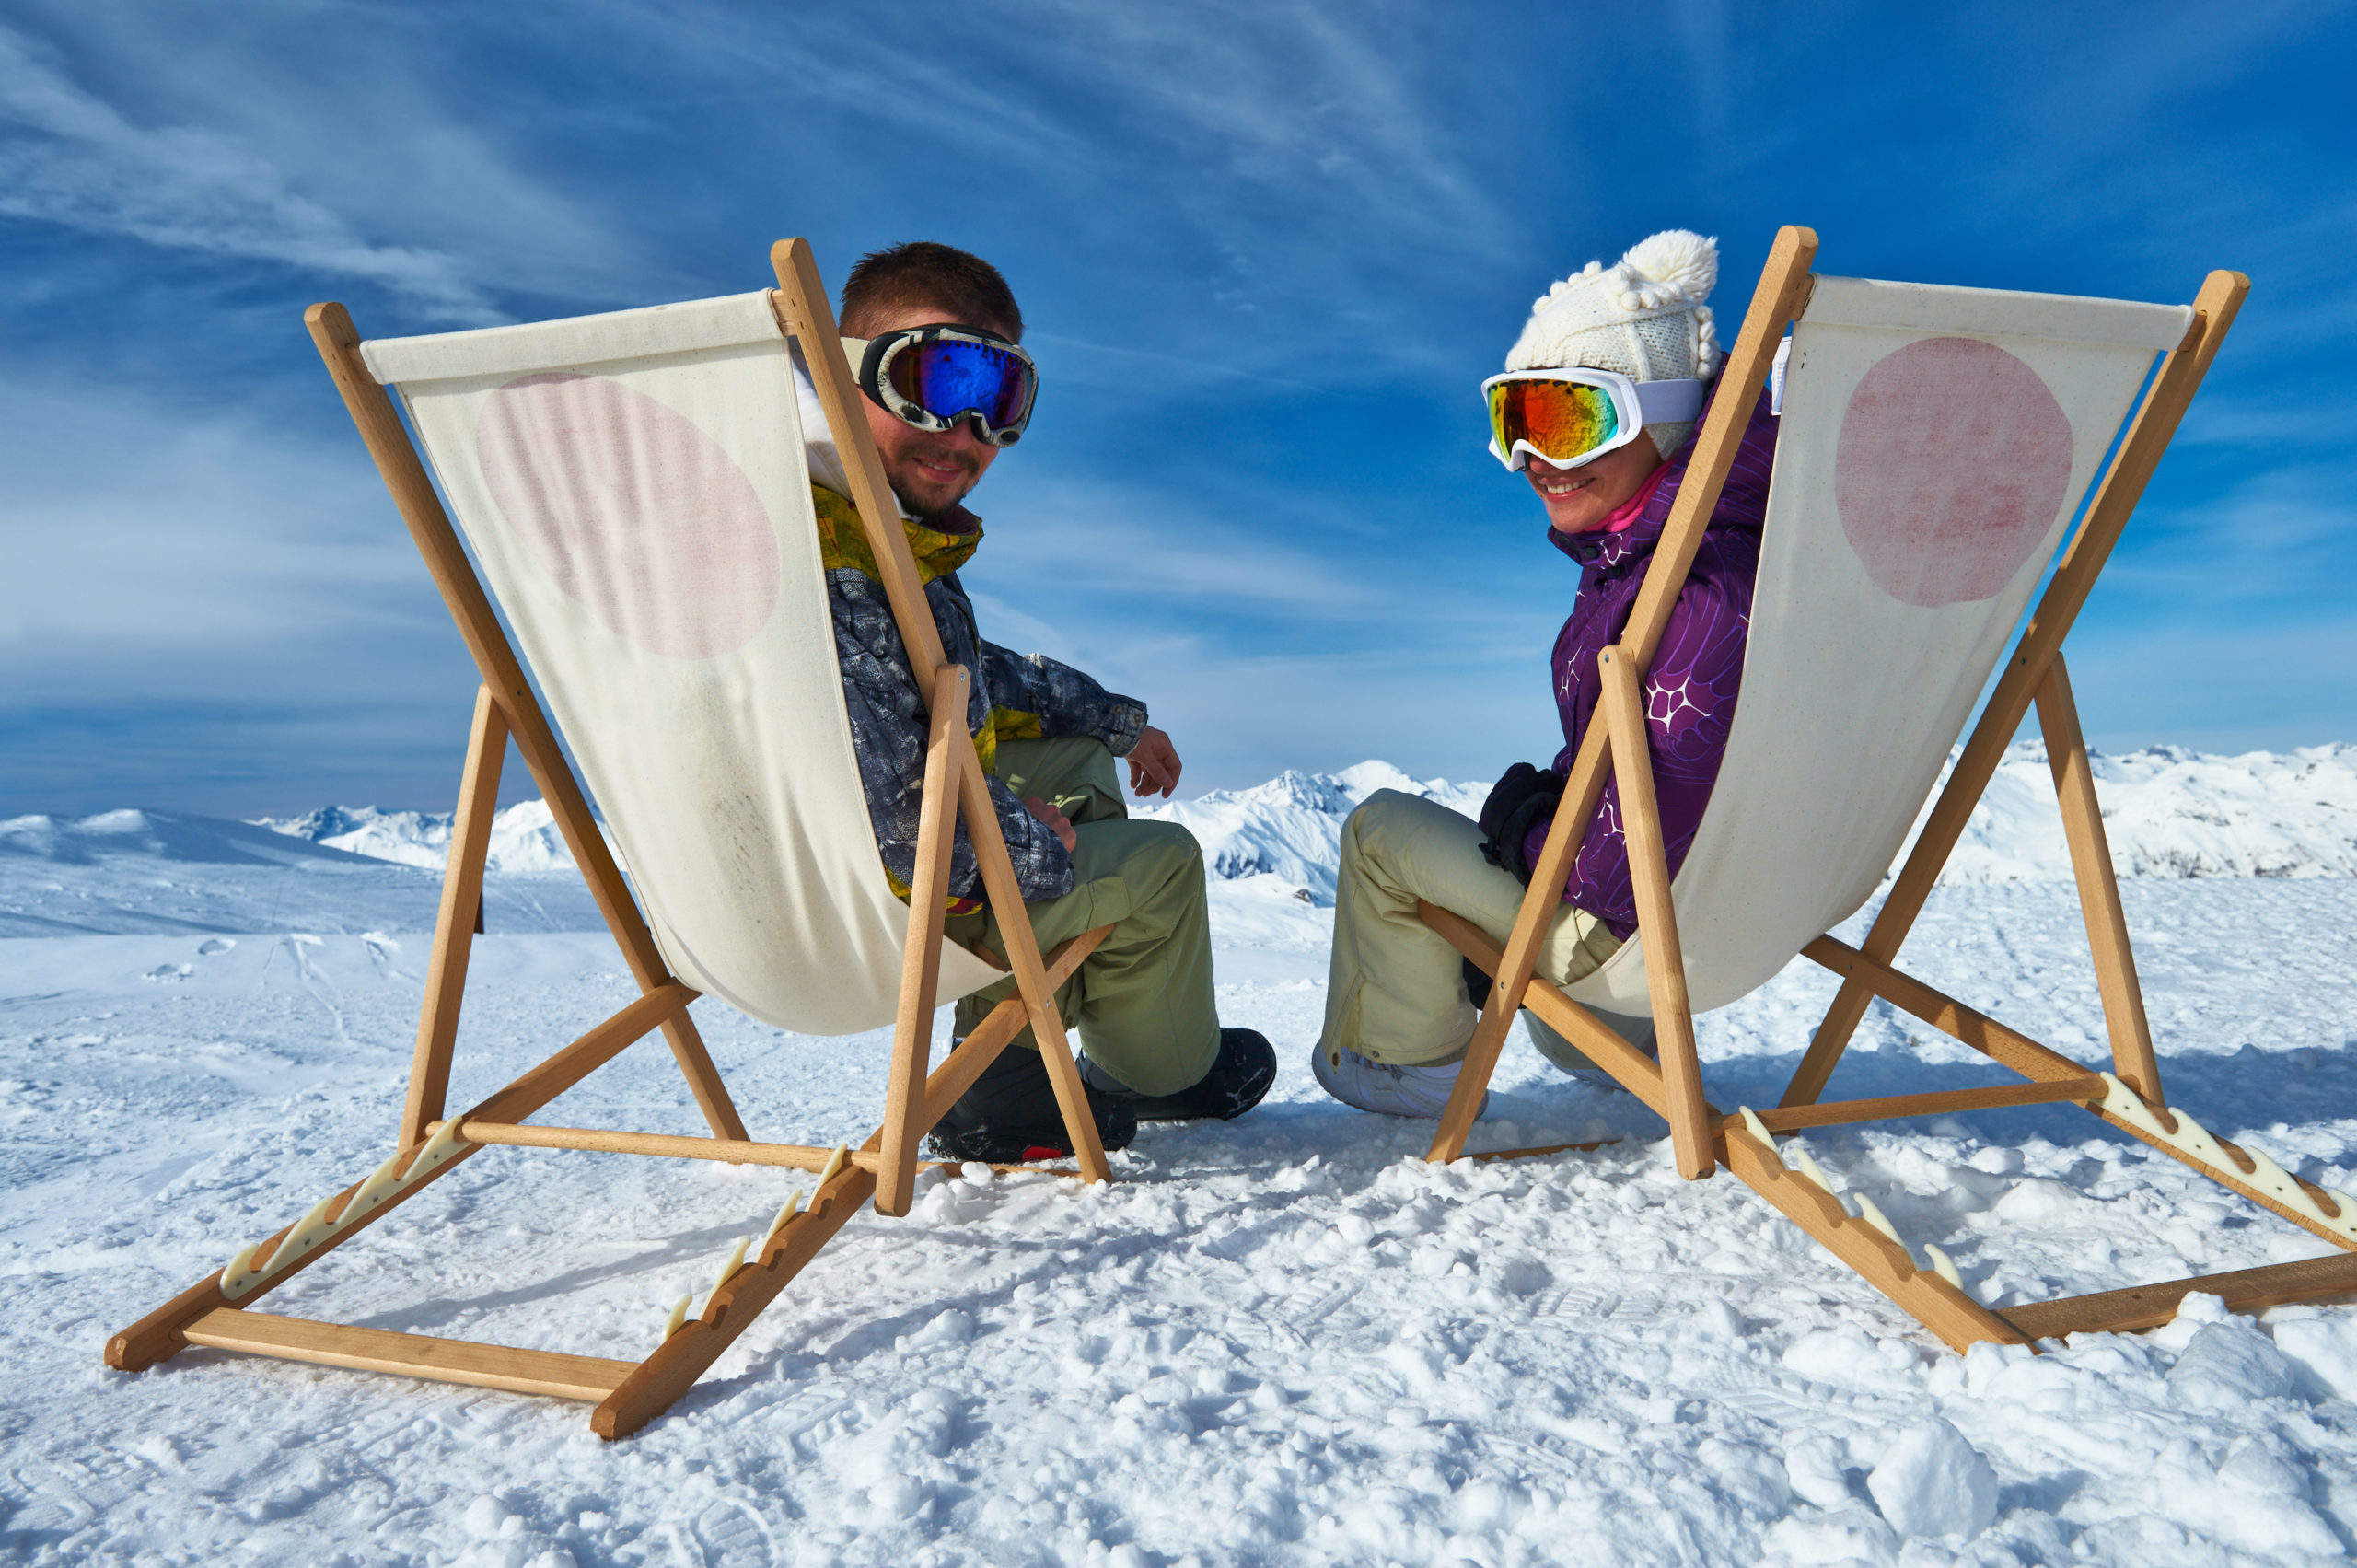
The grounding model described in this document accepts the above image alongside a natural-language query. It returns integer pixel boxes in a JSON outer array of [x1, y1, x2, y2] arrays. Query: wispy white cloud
[[2116, 460, 2357, 589], [1025, 331, 1312, 394], [0, 371, 437, 670], [1079, 638, 1561, 788], [0, 24, 500, 320], [970, 472, 1388, 613], [1011, 0, 1505, 241], [603, 0, 1518, 368]]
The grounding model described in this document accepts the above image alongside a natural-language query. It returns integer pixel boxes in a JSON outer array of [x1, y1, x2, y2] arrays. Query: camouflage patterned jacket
[[813, 484, 1146, 912]]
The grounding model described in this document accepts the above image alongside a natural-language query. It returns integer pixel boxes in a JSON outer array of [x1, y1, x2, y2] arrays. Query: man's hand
[[1023, 796, 1077, 853], [1126, 725, 1183, 798]]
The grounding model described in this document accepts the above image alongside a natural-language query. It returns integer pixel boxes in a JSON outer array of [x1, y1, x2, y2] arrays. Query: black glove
[[1478, 761, 1565, 884], [1463, 955, 1494, 1012]]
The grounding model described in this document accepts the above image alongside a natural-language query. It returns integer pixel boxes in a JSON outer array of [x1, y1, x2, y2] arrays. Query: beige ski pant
[[1318, 789, 1654, 1071], [946, 737, 1221, 1097]]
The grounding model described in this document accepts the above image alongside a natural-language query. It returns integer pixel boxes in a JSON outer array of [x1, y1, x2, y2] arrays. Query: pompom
[[1506, 227, 1724, 380], [1618, 229, 1717, 305]]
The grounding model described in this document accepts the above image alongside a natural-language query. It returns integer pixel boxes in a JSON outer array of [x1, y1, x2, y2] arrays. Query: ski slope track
[[6, 746, 2357, 1565]]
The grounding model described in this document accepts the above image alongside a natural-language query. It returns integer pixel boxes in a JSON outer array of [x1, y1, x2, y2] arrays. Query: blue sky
[[4, 0, 2354, 815]]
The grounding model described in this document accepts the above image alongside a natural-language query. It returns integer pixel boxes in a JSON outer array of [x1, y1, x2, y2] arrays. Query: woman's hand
[[1023, 796, 1077, 853], [1126, 725, 1183, 798]]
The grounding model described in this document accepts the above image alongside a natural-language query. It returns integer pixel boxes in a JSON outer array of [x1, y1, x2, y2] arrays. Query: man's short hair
[[840, 241, 1024, 343]]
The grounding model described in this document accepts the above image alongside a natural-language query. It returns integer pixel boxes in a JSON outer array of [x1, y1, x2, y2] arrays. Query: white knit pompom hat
[[1505, 229, 1722, 462]]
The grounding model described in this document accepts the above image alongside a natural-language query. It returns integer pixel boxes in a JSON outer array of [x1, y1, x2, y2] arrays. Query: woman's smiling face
[[1523, 427, 1664, 535]]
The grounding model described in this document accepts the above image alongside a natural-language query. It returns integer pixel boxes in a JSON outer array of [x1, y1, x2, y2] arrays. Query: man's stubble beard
[[891, 462, 981, 521]]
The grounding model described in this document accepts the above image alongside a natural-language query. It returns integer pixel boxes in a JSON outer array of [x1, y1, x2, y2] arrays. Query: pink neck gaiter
[[1602, 461, 1673, 534]]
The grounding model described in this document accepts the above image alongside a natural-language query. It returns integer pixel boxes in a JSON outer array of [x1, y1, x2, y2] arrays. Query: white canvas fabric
[[1564, 278, 2194, 1014], [361, 292, 1005, 1035]]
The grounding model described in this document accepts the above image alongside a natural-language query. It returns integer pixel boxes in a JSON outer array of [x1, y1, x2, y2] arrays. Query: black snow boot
[[1082, 1028, 1277, 1122], [924, 1042, 1136, 1165]]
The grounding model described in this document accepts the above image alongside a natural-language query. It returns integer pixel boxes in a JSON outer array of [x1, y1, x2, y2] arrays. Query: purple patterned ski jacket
[[1524, 384, 1780, 939]]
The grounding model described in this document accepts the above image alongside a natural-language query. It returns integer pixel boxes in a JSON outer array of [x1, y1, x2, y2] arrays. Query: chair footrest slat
[[1731, 1079, 2107, 1133], [1997, 1252, 2357, 1341], [1464, 1141, 1618, 1163], [441, 1121, 841, 1168], [181, 1308, 635, 1401], [435, 1121, 1073, 1177]]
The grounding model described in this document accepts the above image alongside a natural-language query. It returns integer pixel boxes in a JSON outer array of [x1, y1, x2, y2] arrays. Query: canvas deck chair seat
[[106, 241, 1116, 1438], [1425, 226, 2357, 1351]]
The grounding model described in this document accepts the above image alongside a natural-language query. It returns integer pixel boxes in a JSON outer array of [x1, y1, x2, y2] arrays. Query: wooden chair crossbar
[[1422, 226, 2357, 1349], [106, 240, 1115, 1438]]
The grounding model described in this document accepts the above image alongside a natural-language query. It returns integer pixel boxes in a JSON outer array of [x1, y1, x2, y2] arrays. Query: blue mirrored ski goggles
[[846, 324, 1039, 447]]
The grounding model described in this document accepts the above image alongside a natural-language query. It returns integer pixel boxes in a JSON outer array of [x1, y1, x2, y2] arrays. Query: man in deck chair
[[795, 241, 1276, 1161], [1315, 230, 1778, 1117]]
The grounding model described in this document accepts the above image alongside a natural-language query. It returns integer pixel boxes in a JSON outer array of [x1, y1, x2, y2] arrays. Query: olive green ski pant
[[946, 737, 1220, 1097]]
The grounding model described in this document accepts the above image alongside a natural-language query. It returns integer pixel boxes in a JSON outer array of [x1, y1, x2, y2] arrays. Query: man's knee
[[1062, 818, 1200, 928], [1114, 818, 1204, 890]]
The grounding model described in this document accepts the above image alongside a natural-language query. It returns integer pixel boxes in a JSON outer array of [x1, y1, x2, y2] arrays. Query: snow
[[7, 754, 2357, 1564], [1864, 1418, 1997, 1540]]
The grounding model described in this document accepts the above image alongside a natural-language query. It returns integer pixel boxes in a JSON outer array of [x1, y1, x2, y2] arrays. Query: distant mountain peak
[[251, 799, 577, 875]]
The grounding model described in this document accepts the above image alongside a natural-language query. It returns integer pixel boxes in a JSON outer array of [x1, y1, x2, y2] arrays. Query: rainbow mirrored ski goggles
[[1481, 367, 1703, 470]]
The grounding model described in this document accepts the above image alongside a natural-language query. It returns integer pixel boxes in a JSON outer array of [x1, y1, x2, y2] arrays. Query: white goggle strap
[[1487, 375, 1706, 470], [1630, 377, 1704, 424]]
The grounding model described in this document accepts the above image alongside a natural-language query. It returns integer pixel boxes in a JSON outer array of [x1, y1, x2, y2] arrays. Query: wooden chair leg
[[402, 685, 507, 1146], [2036, 653, 2163, 1104], [1420, 901, 1673, 1117], [1598, 646, 1713, 1179], [1427, 956, 1537, 1162], [951, 726, 1111, 1184], [593, 1137, 878, 1439], [877, 667, 969, 1216], [652, 1014, 747, 1142], [1425, 793, 1589, 1163]]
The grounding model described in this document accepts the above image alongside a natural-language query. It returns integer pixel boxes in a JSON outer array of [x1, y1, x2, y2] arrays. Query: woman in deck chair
[[1315, 230, 1780, 1117]]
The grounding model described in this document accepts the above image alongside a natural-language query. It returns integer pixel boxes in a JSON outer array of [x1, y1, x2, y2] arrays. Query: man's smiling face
[[854, 300, 1013, 518]]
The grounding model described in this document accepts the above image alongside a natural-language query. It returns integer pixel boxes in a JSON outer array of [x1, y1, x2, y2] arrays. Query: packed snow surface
[[7, 752, 2357, 1565]]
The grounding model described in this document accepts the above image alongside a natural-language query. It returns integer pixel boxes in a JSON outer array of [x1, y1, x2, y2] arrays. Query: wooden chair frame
[[1423, 226, 2357, 1349], [104, 238, 1114, 1438]]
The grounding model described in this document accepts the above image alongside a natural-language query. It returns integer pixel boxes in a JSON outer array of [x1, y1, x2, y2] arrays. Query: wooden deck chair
[[1424, 226, 2357, 1350], [105, 239, 1117, 1438]]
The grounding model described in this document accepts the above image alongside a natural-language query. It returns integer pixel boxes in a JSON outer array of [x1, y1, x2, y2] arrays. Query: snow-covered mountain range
[[8, 744, 2352, 910], [247, 742, 2357, 895], [252, 800, 579, 874]]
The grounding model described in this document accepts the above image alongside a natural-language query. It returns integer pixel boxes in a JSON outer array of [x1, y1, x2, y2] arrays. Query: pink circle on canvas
[[1835, 337, 2075, 608], [475, 372, 780, 659]]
